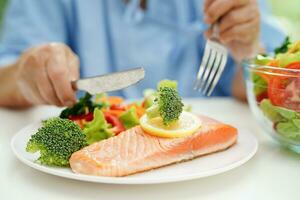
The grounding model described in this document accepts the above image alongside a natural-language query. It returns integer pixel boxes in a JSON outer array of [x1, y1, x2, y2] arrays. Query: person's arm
[[203, 0, 285, 101], [231, 1, 286, 101], [0, 0, 79, 108]]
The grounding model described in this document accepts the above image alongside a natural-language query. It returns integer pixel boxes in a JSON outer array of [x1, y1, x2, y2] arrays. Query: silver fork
[[194, 23, 228, 96]]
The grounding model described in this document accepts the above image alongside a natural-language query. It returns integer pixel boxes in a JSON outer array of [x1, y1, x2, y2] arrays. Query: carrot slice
[[103, 109, 125, 118]]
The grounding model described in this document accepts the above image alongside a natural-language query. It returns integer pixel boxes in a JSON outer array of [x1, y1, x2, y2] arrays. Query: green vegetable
[[95, 93, 108, 101], [26, 117, 87, 166], [252, 73, 268, 96], [119, 107, 140, 129], [183, 103, 192, 112], [260, 99, 300, 122], [276, 51, 300, 67], [274, 37, 291, 55], [157, 79, 178, 90], [143, 89, 157, 108], [276, 121, 300, 140], [254, 54, 273, 66], [275, 107, 300, 120], [142, 80, 179, 109], [260, 99, 283, 122], [146, 80, 184, 125], [83, 108, 114, 144], [292, 119, 300, 129], [60, 93, 109, 119], [259, 99, 300, 141]]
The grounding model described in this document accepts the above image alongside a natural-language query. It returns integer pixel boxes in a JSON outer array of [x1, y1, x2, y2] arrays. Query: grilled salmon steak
[[70, 116, 237, 177]]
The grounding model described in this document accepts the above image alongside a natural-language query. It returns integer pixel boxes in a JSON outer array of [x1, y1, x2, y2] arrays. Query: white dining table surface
[[1, 97, 299, 200]]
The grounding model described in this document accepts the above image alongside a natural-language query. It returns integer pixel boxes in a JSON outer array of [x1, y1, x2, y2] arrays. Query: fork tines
[[194, 39, 228, 96]]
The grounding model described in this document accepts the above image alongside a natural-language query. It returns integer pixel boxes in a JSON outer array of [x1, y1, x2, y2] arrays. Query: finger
[[204, 28, 213, 39], [46, 48, 76, 107], [67, 52, 80, 81], [19, 52, 46, 105], [219, 18, 259, 44], [205, 0, 249, 24], [29, 84, 45, 105], [18, 78, 44, 105], [203, 0, 214, 12], [35, 62, 62, 106], [219, 5, 258, 33]]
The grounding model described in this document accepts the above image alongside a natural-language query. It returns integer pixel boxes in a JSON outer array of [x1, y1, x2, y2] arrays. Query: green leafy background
[[0, 0, 299, 39], [0, 0, 7, 27], [267, 0, 300, 41]]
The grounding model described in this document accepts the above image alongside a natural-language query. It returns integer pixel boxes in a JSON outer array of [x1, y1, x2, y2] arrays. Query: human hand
[[15, 43, 79, 106], [204, 0, 261, 62]]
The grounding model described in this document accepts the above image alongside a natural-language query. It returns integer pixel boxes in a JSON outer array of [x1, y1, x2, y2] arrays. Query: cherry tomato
[[104, 112, 125, 135], [268, 62, 300, 111]]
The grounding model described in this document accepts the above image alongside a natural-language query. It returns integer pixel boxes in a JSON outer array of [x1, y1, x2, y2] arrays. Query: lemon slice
[[140, 111, 201, 138]]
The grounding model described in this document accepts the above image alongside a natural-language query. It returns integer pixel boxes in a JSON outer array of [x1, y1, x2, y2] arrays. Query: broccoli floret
[[157, 79, 178, 90], [26, 117, 87, 166], [146, 81, 184, 125]]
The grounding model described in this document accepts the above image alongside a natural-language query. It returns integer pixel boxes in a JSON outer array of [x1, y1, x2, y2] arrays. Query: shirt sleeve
[[0, 0, 68, 67]]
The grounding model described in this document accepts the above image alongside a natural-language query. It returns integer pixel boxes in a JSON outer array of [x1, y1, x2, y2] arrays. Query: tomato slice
[[268, 62, 300, 111], [256, 90, 268, 103], [104, 113, 125, 135]]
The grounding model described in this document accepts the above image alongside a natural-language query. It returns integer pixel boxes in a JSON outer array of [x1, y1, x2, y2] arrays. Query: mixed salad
[[26, 80, 196, 167], [252, 37, 300, 142]]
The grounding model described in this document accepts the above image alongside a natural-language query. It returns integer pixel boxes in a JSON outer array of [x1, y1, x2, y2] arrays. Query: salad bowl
[[243, 40, 300, 153]]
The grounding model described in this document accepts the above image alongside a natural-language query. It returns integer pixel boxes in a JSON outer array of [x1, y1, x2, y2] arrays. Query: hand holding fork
[[195, 0, 261, 96]]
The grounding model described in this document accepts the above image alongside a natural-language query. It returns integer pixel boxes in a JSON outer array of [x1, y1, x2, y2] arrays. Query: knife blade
[[72, 67, 145, 95]]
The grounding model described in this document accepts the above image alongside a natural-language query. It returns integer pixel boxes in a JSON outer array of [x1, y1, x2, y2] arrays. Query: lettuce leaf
[[260, 99, 283, 122], [254, 54, 273, 66], [259, 99, 300, 141], [252, 73, 268, 96], [276, 51, 300, 67], [83, 108, 114, 144], [277, 121, 300, 140]]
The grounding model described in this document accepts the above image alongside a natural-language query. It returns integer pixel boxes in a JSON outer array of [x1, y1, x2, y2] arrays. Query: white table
[[1, 98, 299, 200]]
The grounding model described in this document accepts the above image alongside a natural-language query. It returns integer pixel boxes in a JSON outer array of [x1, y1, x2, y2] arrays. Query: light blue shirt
[[0, 0, 285, 98]]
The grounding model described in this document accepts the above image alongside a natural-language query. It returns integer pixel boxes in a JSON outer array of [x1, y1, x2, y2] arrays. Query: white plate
[[11, 122, 258, 184]]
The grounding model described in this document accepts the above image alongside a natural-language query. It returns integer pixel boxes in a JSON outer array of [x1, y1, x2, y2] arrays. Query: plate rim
[[11, 122, 258, 185]]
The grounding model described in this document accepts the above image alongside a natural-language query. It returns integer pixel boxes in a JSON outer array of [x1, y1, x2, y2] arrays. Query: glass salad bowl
[[243, 59, 300, 153]]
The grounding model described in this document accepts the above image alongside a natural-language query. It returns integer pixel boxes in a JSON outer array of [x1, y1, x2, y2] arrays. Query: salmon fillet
[[70, 116, 237, 177]]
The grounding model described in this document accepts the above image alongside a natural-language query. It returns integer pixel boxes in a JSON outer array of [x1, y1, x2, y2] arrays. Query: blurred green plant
[[267, 0, 300, 41], [0, 0, 8, 27]]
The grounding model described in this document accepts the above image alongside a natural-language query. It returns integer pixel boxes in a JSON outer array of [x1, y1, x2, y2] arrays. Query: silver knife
[[72, 67, 145, 95]]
